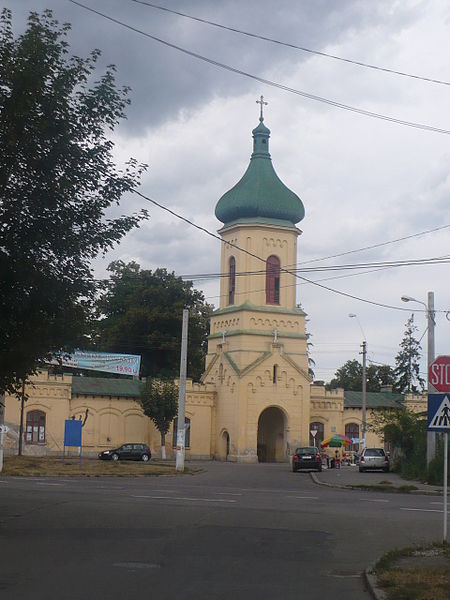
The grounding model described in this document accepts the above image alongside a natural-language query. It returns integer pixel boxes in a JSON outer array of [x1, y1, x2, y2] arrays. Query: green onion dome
[[215, 119, 305, 227]]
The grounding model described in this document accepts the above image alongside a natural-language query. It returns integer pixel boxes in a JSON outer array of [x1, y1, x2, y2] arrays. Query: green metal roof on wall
[[72, 376, 141, 398], [215, 117, 305, 226], [344, 391, 404, 409]]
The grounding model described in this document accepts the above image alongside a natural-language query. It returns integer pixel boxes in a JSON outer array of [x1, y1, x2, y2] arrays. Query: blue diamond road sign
[[428, 393, 450, 432]]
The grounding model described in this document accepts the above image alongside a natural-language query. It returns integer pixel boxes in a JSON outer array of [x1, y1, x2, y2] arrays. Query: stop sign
[[429, 355, 450, 392]]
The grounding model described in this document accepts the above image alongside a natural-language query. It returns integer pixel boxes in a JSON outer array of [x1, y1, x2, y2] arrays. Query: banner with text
[[50, 350, 141, 376]]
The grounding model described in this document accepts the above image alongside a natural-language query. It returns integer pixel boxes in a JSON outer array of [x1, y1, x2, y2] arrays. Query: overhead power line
[[130, 189, 434, 313], [181, 255, 450, 281], [299, 223, 450, 266], [131, 0, 450, 87], [70, 1, 450, 136]]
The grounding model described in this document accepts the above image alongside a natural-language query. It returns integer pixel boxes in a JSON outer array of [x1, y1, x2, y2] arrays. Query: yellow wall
[[3, 372, 216, 460], [3, 371, 426, 461]]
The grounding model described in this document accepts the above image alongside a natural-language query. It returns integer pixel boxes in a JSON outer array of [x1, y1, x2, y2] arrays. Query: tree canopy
[[327, 359, 395, 392], [94, 261, 212, 381], [0, 10, 147, 393]]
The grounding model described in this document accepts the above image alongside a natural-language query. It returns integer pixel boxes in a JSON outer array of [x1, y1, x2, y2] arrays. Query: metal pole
[[443, 432, 448, 544], [427, 291, 436, 465], [18, 381, 25, 456], [362, 341, 367, 450], [0, 394, 5, 473], [176, 309, 189, 472]]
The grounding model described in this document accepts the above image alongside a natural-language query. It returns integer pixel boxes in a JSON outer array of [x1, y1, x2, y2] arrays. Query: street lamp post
[[401, 292, 436, 465], [349, 314, 367, 450]]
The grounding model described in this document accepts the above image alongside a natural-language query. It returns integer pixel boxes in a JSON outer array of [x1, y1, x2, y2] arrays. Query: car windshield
[[365, 449, 385, 457], [296, 447, 317, 454]]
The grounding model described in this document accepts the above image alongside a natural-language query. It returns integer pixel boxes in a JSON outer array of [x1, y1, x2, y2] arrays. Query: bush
[[427, 437, 450, 485]]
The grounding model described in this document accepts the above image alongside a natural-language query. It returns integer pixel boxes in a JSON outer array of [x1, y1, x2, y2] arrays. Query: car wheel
[[384, 466, 390, 473], [317, 465, 322, 472], [141, 454, 150, 462], [292, 466, 297, 472], [111, 453, 119, 461], [359, 467, 364, 473]]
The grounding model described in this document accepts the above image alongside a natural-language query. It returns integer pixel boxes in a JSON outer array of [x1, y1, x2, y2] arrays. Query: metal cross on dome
[[256, 95, 268, 121]]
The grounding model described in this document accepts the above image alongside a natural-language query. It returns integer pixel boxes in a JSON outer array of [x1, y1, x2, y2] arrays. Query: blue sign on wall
[[64, 420, 82, 447]]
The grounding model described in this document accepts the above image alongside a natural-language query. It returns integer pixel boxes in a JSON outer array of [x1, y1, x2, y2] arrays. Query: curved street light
[[401, 292, 436, 465]]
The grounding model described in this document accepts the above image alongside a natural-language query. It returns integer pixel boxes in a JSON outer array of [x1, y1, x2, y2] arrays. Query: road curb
[[309, 472, 442, 496], [364, 564, 387, 600], [309, 472, 347, 489]]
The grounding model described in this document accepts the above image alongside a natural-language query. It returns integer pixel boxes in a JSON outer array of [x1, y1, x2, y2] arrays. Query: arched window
[[26, 410, 46, 444], [172, 417, 191, 449], [310, 421, 324, 447], [266, 255, 280, 305], [345, 423, 359, 451], [228, 256, 236, 305]]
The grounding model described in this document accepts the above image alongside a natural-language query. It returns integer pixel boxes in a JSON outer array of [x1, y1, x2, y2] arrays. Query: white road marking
[[214, 492, 242, 496], [113, 562, 160, 569], [400, 507, 449, 513], [359, 498, 390, 503], [0, 480, 8, 484], [36, 482, 64, 486], [430, 501, 443, 505], [131, 495, 236, 503], [287, 496, 319, 500]]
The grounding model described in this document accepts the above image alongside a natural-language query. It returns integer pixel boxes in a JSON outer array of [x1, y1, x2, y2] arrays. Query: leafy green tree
[[327, 359, 362, 390], [369, 408, 427, 478], [139, 378, 178, 459], [394, 315, 425, 393], [327, 359, 395, 392], [0, 9, 147, 394], [94, 261, 212, 381]]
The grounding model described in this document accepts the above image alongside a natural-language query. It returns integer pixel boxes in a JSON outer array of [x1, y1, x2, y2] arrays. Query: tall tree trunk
[[160, 431, 166, 460]]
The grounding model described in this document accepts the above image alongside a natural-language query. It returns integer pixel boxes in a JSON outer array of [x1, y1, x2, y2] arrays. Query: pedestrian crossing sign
[[428, 394, 450, 432]]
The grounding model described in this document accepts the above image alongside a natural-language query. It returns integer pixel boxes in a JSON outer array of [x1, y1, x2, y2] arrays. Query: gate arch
[[257, 406, 287, 462]]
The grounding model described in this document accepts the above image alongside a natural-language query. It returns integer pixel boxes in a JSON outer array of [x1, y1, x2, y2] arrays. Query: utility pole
[[427, 291, 436, 465], [361, 341, 367, 450], [18, 380, 25, 456], [401, 291, 436, 465], [0, 393, 5, 473], [176, 309, 189, 472]]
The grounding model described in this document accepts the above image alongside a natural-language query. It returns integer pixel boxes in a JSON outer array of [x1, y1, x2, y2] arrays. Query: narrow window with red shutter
[[228, 256, 236, 305], [266, 255, 280, 305]]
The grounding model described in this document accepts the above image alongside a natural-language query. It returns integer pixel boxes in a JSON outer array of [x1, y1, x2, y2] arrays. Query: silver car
[[359, 447, 389, 473]]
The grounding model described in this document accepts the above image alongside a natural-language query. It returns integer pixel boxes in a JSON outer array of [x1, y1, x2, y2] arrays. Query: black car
[[98, 443, 151, 462], [292, 446, 322, 472]]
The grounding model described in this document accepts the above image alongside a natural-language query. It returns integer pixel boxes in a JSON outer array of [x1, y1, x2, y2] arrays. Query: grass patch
[[346, 483, 418, 493], [374, 543, 450, 600], [1, 455, 181, 477]]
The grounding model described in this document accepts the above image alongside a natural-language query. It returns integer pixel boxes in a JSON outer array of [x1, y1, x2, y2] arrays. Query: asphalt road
[[0, 461, 447, 600]]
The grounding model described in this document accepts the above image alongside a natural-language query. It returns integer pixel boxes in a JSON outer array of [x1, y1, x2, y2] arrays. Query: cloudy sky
[[10, 0, 450, 382]]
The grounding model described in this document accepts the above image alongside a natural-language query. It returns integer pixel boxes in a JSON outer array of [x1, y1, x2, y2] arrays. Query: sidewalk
[[311, 463, 444, 495]]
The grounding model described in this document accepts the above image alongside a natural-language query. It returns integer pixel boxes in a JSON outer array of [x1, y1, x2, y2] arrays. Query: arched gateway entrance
[[257, 407, 287, 462]]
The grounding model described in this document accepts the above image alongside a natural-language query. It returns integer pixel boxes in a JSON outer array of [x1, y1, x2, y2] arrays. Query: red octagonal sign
[[429, 355, 450, 392]]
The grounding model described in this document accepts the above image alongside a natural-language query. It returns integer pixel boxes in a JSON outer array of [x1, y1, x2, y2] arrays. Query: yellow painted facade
[[2, 371, 426, 460]]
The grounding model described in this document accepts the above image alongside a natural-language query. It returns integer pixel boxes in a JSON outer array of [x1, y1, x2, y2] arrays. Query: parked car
[[292, 447, 322, 472], [359, 447, 389, 472], [98, 443, 151, 462]]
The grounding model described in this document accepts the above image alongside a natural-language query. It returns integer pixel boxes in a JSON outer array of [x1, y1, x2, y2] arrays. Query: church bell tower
[[203, 100, 311, 462]]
